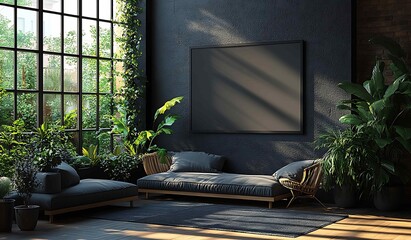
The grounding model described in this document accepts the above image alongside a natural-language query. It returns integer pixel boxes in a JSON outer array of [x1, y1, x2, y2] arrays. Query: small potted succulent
[[0, 176, 14, 232], [13, 148, 40, 231]]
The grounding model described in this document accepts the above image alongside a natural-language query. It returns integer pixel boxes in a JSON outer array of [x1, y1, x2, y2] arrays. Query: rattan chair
[[141, 152, 172, 175], [279, 161, 326, 208]]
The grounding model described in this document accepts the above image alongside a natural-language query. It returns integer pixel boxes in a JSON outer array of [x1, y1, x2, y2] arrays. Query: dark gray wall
[[147, 0, 352, 174]]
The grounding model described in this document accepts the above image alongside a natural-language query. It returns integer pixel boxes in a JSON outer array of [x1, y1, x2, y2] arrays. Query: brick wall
[[356, 0, 411, 83]]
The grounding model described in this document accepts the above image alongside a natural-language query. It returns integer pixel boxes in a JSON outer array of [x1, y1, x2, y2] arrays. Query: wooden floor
[[1, 199, 411, 240]]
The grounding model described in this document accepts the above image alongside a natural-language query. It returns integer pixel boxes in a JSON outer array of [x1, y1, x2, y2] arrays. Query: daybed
[[29, 162, 139, 223], [138, 151, 319, 208]]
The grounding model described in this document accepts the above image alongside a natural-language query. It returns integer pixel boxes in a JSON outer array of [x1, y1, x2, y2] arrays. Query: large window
[[0, 0, 125, 153]]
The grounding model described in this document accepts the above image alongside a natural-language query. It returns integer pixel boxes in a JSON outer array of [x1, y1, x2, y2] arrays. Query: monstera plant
[[336, 36, 411, 209]]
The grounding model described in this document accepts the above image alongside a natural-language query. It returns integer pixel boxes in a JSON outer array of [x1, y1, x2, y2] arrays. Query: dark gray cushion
[[272, 160, 316, 182], [138, 172, 288, 197], [33, 172, 62, 194], [52, 162, 80, 188], [30, 179, 138, 210], [169, 151, 225, 173]]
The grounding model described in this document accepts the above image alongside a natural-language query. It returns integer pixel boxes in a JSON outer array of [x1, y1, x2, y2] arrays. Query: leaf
[[159, 128, 173, 134], [394, 126, 411, 140], [388, 55, 409, 78], [339, 114, 364, 125], [369, 36, 406, 58], [363, 80, 372, 95], [370, 61, 386, 98], [375, 138, 392, 149], [336, 104, 351, 110], [370, 99, 386, 115], [338, 82, 374, 102], [154, 96, 184, 121], [381, 161, 395, 175], [157, 115, 178, 130], [383, 74, 404, 98]]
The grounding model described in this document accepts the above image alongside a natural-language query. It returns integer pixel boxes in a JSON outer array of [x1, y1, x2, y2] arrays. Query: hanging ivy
[[117, 0, 145, 141]]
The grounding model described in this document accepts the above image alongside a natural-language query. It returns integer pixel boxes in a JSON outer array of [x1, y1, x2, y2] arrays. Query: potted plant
[[336, 36, 411, 210], [0, 176, 14, 232], [13, 147, 40, 231], [135, 96, 184, 175], [70, 144, 108, 179], [315, 128, 375, 207]]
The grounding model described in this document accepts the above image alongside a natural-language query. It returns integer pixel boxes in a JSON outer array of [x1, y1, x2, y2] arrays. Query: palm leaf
[[154, 96, 184, 121], [338, 82, 374, 102]]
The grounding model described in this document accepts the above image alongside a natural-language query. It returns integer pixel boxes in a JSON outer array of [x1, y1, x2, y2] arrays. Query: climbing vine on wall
[[117, 0, 145, 141]]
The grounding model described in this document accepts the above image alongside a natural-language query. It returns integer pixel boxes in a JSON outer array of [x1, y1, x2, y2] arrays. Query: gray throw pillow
[[33, 172, 62, 194], [272, 159, 316, 182], [169, 151, 226, 173], [52, 162, 80, 188]]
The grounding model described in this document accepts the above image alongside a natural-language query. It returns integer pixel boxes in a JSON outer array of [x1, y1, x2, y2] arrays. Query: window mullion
[[78, 0, 83, 154], [38, 0, 44, 126]]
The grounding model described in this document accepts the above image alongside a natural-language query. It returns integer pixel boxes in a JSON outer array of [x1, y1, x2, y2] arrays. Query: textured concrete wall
[[147, 0, 352, 174]]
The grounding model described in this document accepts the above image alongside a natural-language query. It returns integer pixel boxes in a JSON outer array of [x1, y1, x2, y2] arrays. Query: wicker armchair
[[141, 152, 172, 175], [279, 161, 325, 208]]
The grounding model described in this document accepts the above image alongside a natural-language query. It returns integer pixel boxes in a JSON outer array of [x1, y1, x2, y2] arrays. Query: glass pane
[[0, 0, 14, 5], [99, 94, 111, 128], [0, 92, 14, 126], [64, 56, 78, 92], [113, 0, 122, 22], [64, 0, 77, 15], [82, 58, 96, 92], [99, 22, 111, 58], [0, 6, 14, 48], [17, 9, 38, 49], [98, 130, 111, 154], [82, 0, 96, 18], [113, 60, 123, 93], [17, 0, 38, 8], [43, 0, 61, 12], [0, 50, 14, 89], [17, 51, 37, 90], [99, 60, 111, 93], [43, 94, 61, 123], [82, 131, 98, 149], [17, 93, 37, 130], [113, 23, 124, 59], [43, 54, 61, 91], [82, 19, 97, 56], [82, 95, 96, 128], [43, 13, 61, 52], [64, 16, 78, 54], [64, 94, 78, 129], [99, 0, 111, 20]]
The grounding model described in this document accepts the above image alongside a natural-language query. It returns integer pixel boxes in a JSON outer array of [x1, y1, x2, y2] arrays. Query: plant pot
[[374, 185, 404, 211], [0, 199, 15, 232], [76, 166, 109, 179], [333, 185, 357, 208], [14, 205, 40, 231], [142, 152, 172, 175]]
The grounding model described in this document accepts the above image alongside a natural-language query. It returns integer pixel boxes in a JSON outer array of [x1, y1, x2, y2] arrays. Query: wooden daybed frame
[[138, 188, 291, 209]]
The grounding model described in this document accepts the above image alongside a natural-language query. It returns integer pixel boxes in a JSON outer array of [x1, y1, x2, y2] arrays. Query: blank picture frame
[[191, 40, 304, 134]]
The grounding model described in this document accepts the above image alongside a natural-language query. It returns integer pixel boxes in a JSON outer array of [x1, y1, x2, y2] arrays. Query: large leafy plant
[[32, 121, 76, 172], [134, 96, 184, 161], [337, 36, 411, 192], [0, 119, 26, 178], [13, 147, 38, 206]]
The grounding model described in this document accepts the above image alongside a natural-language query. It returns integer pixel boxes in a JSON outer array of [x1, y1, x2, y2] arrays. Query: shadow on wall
[[151, 0, 351, 174]]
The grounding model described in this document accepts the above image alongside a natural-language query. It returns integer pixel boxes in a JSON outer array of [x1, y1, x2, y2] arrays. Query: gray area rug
[[83, 200, 346, 238]]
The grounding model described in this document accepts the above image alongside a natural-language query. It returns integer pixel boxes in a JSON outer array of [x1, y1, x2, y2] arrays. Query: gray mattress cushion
[[30, 179, 138, 210], [137, 172, 288, 197]]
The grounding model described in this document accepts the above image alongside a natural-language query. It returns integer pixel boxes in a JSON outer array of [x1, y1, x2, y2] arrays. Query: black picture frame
[[190, 40, 305, 134]]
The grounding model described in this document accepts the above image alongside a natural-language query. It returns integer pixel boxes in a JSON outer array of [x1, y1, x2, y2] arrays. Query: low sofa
[[29, 162, 138, 223], [138, 151, 317, 208]]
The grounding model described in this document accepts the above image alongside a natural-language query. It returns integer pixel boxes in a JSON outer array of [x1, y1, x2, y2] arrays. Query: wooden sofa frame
[[45, 196, 138, 223], [138, 188, 291, 209]]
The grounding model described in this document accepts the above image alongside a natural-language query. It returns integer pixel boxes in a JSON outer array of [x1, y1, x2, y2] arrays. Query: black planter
[[374, 186, 404, 211], [14, 205, 40, 231], [0, 199, 15, 232], [76, 166, 109, 179], [333, 185, 357, 208]]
